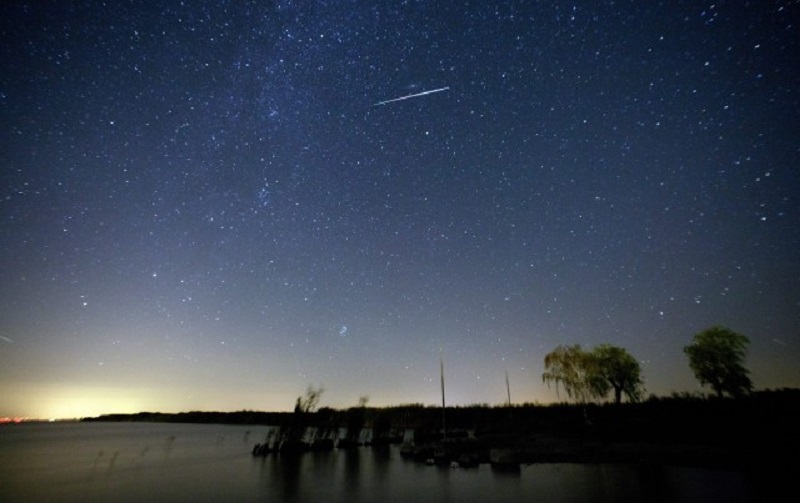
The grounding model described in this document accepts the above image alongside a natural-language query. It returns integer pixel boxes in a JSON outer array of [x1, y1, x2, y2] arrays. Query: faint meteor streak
[[0, 336, 13, 343], [374, 86, 450, 106]]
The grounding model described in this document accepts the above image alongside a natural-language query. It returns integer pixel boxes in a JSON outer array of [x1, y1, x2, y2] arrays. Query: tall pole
[[506, 370, 512, 407], [506, 370, 512, 422], [440, 352, 446, 440]]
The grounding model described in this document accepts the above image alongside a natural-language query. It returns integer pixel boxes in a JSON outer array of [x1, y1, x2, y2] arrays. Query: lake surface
[[0, 422, 781, 502]]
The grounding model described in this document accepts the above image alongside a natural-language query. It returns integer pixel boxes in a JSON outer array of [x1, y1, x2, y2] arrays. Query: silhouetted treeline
[[82, 410, 290, 425], [84, 388, 799, 438], [82, 389, 800, 467]]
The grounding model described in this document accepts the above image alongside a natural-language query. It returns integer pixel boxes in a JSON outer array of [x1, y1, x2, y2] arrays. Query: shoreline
[[70, 389, 799, 469]]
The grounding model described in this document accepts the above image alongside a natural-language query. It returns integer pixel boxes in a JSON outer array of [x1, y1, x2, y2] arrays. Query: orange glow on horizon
[[0, 417, 30, 424]]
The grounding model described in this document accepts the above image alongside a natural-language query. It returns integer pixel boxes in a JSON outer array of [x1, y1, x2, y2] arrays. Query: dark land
[[82, 388, 800, 469]]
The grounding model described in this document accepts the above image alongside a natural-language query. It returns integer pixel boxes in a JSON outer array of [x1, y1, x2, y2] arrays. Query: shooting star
[[374, 86, 450, 106], [0, 336, 13, 343]]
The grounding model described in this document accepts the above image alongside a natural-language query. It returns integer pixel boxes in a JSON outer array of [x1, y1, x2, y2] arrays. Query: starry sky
[[1, 1, 799, 419]]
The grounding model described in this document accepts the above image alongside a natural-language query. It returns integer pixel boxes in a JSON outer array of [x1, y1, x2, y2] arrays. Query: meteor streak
[[374, 86, 450, 106]]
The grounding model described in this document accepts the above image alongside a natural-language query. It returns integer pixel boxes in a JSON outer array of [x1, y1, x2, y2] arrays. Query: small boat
[[489, 448, 521, 470], [399, 442, 415, 458]]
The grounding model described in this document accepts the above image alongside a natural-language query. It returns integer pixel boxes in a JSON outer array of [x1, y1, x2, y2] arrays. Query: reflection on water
[[0, 422, 784, 502]]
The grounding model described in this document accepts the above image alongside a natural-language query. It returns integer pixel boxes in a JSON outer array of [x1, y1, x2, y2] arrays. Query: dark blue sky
[[1, 1, 798, 418]]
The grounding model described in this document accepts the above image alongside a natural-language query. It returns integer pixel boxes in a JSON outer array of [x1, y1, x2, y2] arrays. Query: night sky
[[2, 1, 799, 419]]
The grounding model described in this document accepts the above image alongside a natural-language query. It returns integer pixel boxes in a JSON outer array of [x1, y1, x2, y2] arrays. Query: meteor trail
[[374, 86, 450, 106]]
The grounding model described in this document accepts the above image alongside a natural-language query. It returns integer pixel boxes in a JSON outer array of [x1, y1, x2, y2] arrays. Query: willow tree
[[684, 326, 752, 398], [542, 344, 602, 403], [543, 344, 644, 405]]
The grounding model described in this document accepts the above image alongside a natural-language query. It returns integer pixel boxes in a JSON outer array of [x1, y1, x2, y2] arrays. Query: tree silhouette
[[280, 385, 325, 449], [342, 395, 368, 446], [295, 385, 324, 413], [591, 344, 644, 404], [684, 326, 753, 398]]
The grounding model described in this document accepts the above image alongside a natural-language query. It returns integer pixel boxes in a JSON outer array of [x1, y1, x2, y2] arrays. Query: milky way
[[1, 1, 798, 418]]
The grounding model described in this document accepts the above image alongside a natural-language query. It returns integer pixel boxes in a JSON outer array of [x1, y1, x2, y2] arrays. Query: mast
[[440, 352, 446, 440], [506, 370, 513, 422], [506, 370, 512, 407]]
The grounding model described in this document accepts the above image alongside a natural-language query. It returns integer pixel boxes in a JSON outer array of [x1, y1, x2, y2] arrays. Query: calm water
[[0, 422, 778, 502]]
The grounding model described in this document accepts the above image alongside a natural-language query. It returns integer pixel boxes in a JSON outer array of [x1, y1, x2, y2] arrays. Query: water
[[0, 422, 778, 502]]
